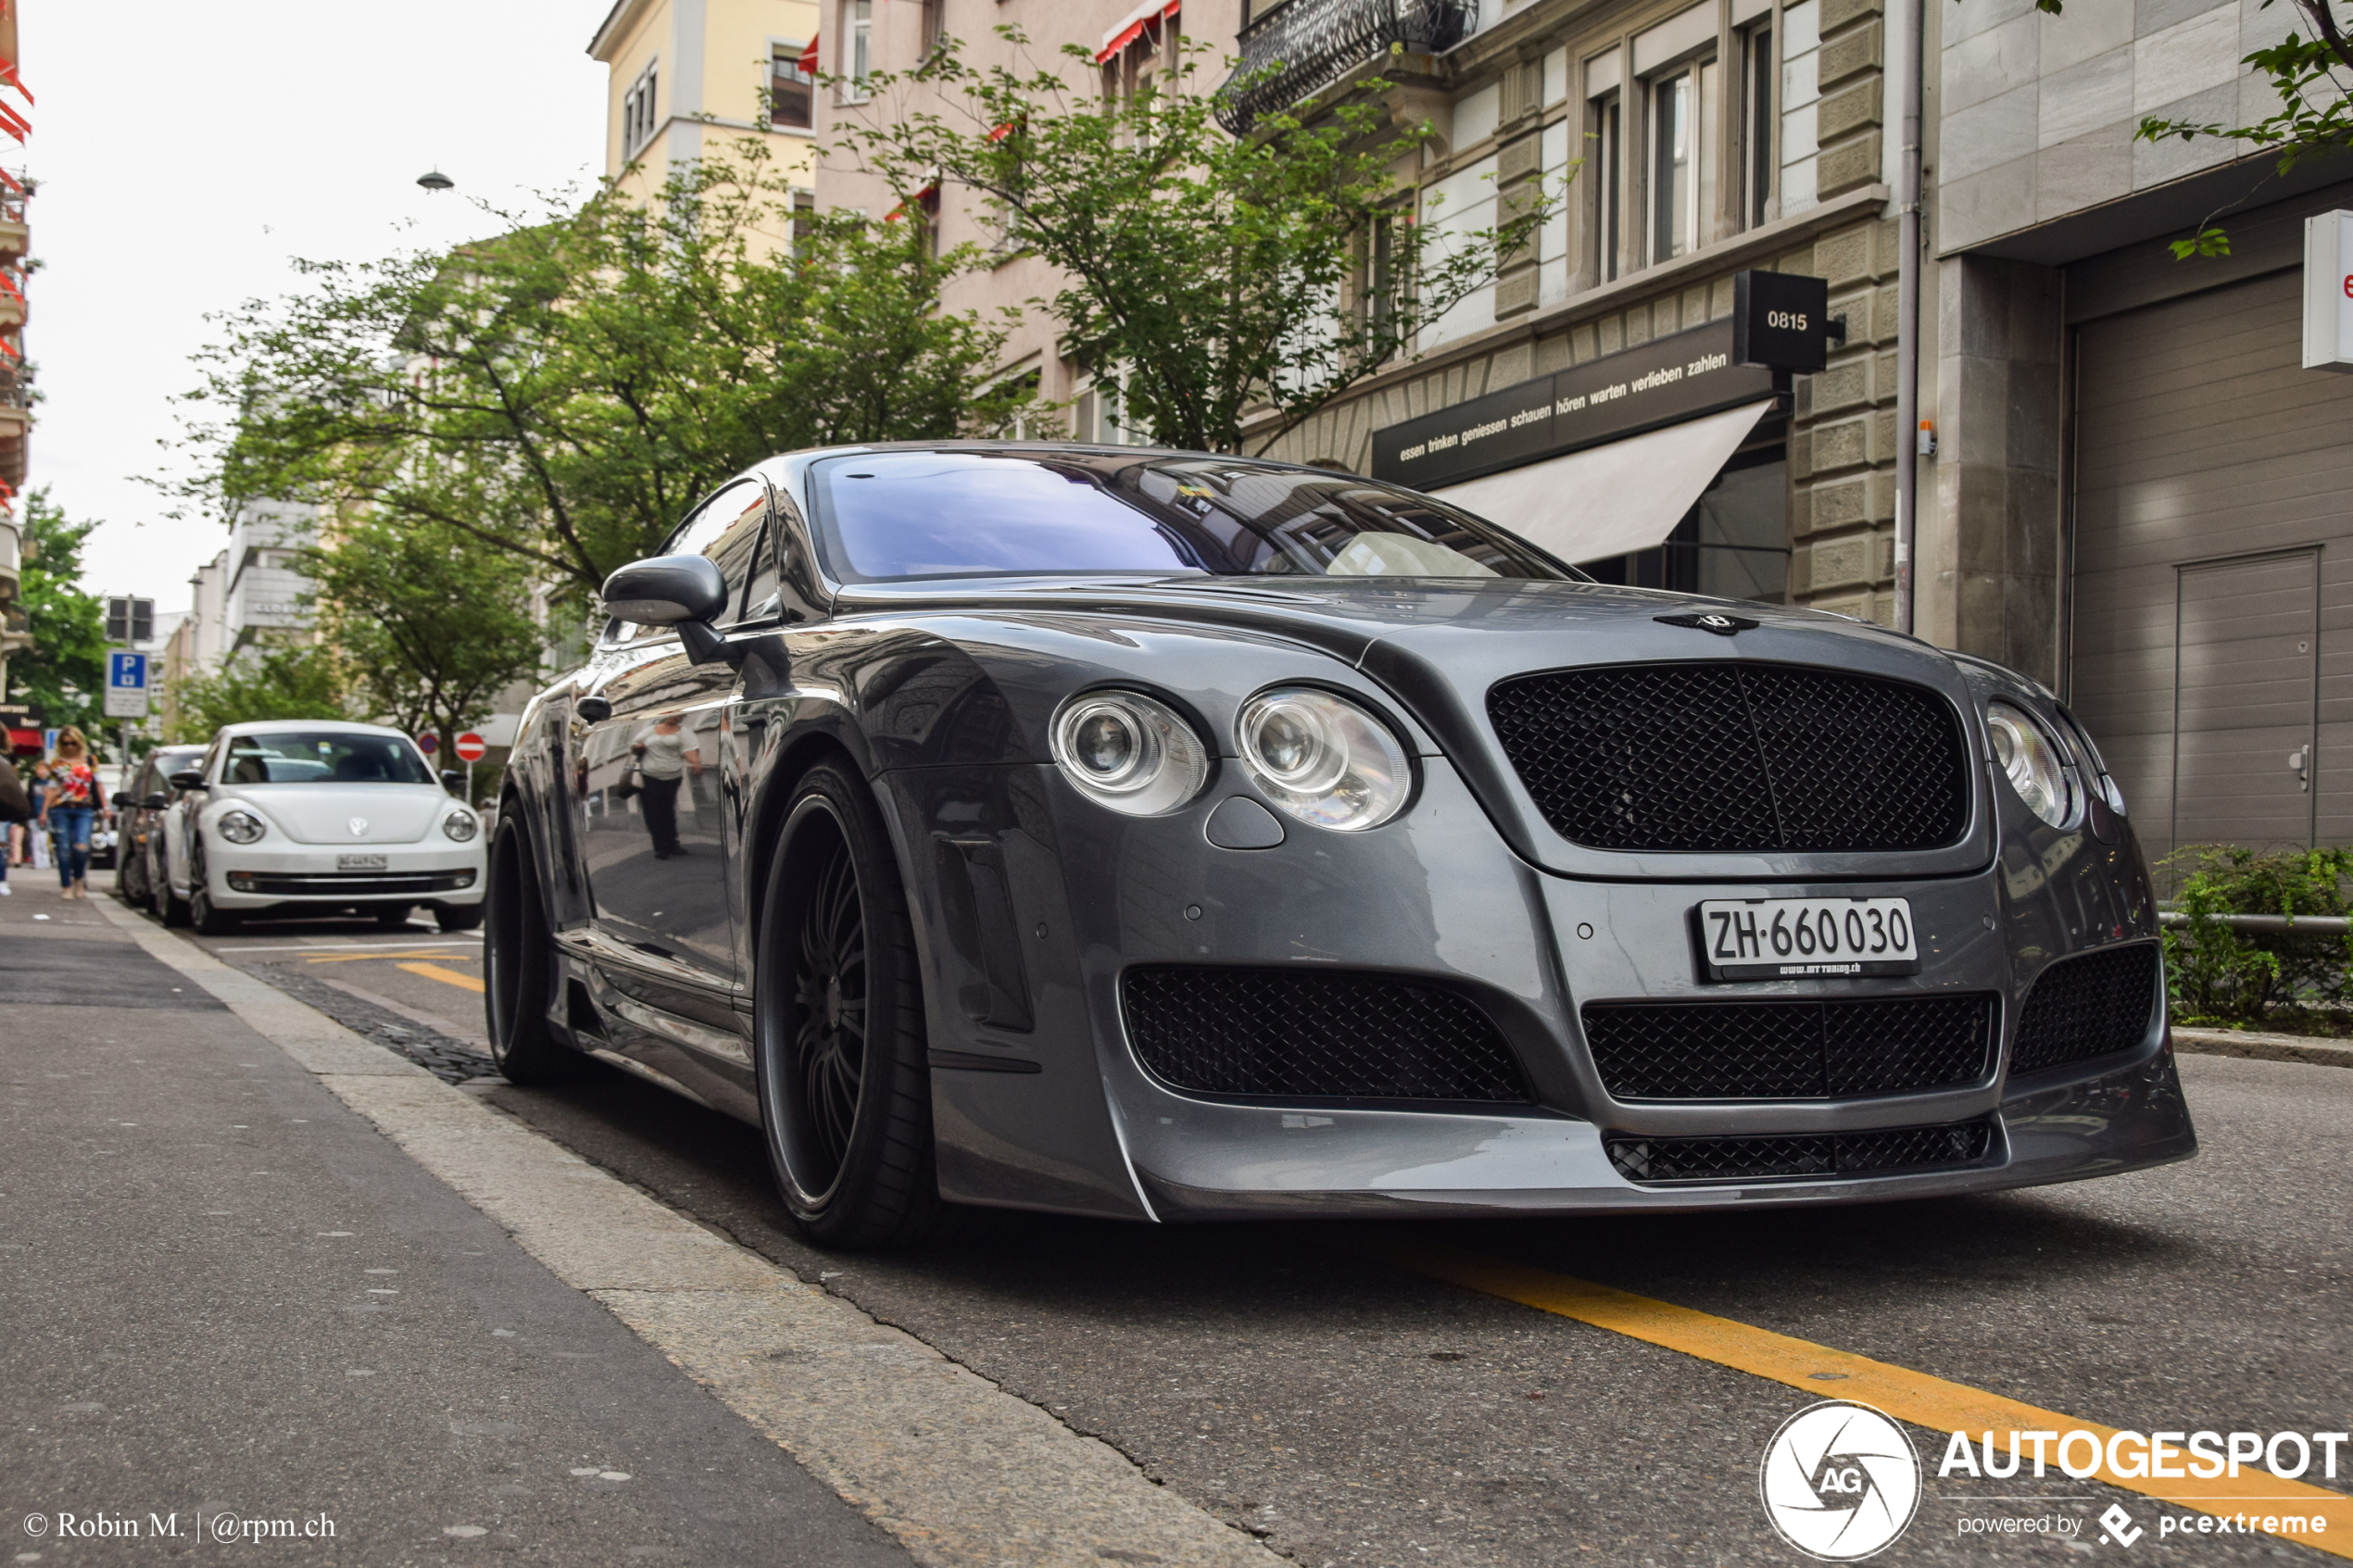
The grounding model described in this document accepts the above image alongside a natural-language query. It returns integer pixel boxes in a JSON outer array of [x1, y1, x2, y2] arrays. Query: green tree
[[833, 32, 1562, 454], [301, 516, 545, 762], [8, 488, 107, 738], [180, 142, 1023, 596], [168, 638, 347, 744], [2022, 0, 2348, 257]]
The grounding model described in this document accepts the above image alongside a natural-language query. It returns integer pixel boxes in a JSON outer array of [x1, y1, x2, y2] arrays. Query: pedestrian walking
[[0, 753, 27, 897], [628, 716, 701, 860], [40, 729, 107, 900], [25, 759, 50, 870]]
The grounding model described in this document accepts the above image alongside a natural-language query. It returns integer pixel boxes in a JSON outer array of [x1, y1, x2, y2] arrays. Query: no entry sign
[[454, 732, 488, 763]]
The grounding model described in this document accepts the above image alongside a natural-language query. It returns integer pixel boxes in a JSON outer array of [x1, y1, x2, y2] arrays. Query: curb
[[2171, 1026, 2353, 1070]]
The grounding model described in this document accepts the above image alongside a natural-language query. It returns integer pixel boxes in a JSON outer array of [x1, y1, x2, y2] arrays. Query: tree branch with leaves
[[831, 31, 1564, 455]]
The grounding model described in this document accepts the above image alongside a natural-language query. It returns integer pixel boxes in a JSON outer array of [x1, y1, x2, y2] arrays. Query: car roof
[[214, 720, 414, 740]]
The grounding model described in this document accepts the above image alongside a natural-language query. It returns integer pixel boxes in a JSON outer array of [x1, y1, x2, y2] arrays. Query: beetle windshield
[[222, 733, 435, 786], [808, 450, 1578, 583]]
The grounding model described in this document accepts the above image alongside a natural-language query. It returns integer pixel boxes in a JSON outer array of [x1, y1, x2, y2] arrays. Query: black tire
[[753, 760, 949, 1250], [119, 842, 148, 907], [189, 842, 240, 936], [374, 903, 414, 929], [435, 902, 485, 933], [484, 815, 578, 1085]]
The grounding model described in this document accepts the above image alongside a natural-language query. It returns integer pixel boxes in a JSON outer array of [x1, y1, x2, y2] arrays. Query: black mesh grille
[[2011, 944, 2160, 1074], [1487, 662, 1970, 853], [1583, 995, 1994, 1099], [1606, 1117, 1997, 1184], [1121, 966, 1529, 1102]]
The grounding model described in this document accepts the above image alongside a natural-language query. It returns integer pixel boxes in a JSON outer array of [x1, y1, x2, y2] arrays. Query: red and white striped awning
[[1094, 0, 1178, 63]]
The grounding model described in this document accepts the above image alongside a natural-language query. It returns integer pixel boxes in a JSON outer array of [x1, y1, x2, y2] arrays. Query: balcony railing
[[1214, 0, 1477, 134]]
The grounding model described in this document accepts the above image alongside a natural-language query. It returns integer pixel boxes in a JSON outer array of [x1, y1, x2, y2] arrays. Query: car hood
[[851, 575, 1997, 882], [220, 784, 450, 846]]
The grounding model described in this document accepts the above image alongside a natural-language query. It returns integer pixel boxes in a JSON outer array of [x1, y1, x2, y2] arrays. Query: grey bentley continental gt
[[484, 443, 2194, 1248]]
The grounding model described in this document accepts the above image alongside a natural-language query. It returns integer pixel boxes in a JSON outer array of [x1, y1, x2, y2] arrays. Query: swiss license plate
[[1697, 897, 1919, 981], [338, 854, 389, 872]]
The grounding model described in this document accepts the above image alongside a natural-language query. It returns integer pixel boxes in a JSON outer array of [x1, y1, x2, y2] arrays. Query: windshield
[[808, 450, 1577, 583], [222, 733, 434, 786]]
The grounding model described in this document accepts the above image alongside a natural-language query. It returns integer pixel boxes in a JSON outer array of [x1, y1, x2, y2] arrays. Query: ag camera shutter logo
[[1758, 1400, 1922, 1560]]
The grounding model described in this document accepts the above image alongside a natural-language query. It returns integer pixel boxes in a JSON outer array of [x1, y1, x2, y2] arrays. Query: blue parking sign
[[105, 651, 149, 719]]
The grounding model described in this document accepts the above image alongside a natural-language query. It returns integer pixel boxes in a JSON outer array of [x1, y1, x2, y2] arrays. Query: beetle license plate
[[338, 854, 389, 872], [1697, 897, 1919, 981]]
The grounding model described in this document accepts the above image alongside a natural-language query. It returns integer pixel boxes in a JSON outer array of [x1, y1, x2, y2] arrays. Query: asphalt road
[[154, 884, 2353, 1565]]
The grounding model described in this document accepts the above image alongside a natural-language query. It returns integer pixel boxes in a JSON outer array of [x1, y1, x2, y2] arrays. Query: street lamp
[[416, 169, 455, 193]]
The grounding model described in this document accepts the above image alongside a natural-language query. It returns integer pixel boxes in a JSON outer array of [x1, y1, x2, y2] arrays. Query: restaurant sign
[[1370, 317, 1783, 493]]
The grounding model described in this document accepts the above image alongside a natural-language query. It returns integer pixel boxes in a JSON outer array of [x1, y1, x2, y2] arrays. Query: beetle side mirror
[[168, 769, 206, 792], [141, 792, 169, 810], [440, 770, 464, 795], [599, 555, 740, 669]]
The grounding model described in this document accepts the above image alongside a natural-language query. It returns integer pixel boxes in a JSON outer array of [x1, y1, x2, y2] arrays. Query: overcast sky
[[24, 2, 609, 612]]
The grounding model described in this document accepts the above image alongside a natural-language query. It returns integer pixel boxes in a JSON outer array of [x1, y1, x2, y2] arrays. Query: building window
[[846, 0, 873, 96], [623, 60, 659, 158], [791, 190, 817, 255], [920, 0, 945, 58], [1647, 57, 1717, 263], [1741, 24, 1773, 228], [771, 45, 813, 130], [1590, 89, 1621, 282]]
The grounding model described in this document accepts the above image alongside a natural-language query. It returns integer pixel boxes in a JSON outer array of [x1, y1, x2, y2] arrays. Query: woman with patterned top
[[40, 728, 107, 899]]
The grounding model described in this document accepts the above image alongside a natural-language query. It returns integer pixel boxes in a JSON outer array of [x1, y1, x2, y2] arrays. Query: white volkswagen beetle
[[155, 720, 487, 935]]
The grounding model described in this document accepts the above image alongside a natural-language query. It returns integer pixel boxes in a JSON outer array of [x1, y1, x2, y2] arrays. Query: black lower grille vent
[[1606, 1117, 1998, 1184], [2011, 944, 2160, 1073], [1582, 995, 1994, 1100], [1121, 966, 1529, 1102]]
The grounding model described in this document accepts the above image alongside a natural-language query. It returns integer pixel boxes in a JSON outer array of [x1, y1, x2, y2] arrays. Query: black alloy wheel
[[119, 835, 148, 905], [484, 815, 576, 1085], [754, 760, 949, 1250], [187, 840, 239, 936]]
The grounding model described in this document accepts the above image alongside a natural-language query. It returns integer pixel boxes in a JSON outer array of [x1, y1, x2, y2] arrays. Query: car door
[[574, 479, 774, 1016], [164, 737, 223, 897]]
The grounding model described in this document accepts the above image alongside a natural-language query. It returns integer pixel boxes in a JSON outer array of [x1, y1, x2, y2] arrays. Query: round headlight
[[217, 809, 266, 846], [1049, 690, 1210, 816], [443, 811, 479, 842], [1985, 701, 2074, 829], [1237, 687, 1412, 831]]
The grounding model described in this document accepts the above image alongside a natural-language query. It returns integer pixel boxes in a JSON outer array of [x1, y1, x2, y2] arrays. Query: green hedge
[[2162, 846, 2353, 1029]]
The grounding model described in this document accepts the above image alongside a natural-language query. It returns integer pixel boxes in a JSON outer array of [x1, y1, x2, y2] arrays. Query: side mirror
[[602, 555, 729, 626], [441, 770, 464, 795], [168, 769, 206, 792], [600, 555, 740, 669], [141, 792, 169, 810]]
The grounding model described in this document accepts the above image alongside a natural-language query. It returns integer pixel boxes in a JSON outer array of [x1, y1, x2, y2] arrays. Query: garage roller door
[[2070, 269, 2353, 865]]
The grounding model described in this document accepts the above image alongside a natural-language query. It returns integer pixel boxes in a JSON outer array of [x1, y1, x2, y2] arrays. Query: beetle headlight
[[443, 810, 479, 842], [1985, 701, 2074, 829], [1049, 690, 1210, 816], [1237, 687, 1412, 831], [217, 809, 267, 846]]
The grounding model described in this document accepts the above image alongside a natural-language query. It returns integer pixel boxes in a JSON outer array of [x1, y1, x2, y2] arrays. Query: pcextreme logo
[[1759, 1400, 1923, 1561]]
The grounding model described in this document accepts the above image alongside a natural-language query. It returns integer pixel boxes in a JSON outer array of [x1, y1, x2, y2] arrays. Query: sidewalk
[[0, 873, 909, 1566]]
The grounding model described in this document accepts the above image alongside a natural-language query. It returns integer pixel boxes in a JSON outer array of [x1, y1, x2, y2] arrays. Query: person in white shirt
[[629, 716, 702, 859]]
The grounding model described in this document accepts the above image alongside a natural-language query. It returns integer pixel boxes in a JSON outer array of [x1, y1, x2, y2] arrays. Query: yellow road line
[[304, 950, 476, 965], [396, 961, 485, 994], [1326, 1229, 2353, 1556]]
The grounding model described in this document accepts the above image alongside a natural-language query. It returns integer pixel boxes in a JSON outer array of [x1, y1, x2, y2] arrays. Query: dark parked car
[[485, 443, 2195, 1248], [116, 745, 207, 910]]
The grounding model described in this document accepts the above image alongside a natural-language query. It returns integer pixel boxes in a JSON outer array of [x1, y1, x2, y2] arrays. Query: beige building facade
[[589, 0, 825, 209]]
